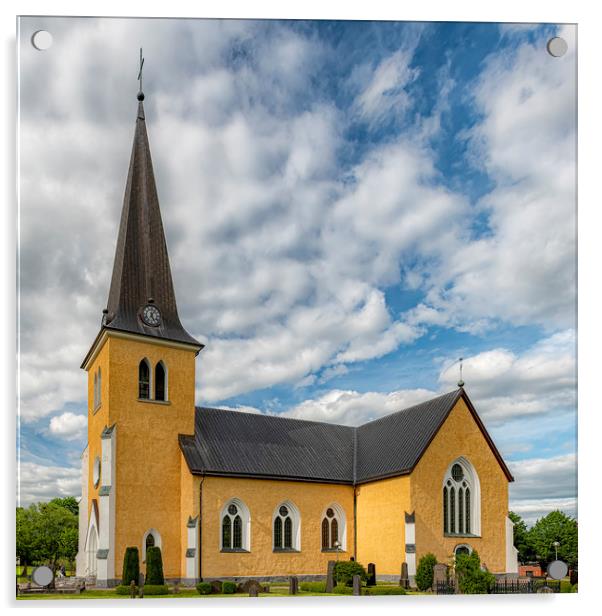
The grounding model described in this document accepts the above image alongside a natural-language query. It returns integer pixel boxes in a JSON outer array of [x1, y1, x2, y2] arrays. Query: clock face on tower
[[141, 304, 161, 327]]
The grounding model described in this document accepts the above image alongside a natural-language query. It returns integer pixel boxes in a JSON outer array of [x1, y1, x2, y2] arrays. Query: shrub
[[300, 581, 326, 593], [121, 546, 140, 587], [333, 560, 367, 587], [415, 553, 438, 591], [333, 584, 353, 594], [115, 584, 136, 595], [560, 580, 573, 593], [571, 584, 578, 593], [222, 581, 237, 594], [455, 551, 495, 594], [363, 586, 407, 595], [145, 546, 164, 585], [196, 581, 212, 595], [142, 584, 169, 595]]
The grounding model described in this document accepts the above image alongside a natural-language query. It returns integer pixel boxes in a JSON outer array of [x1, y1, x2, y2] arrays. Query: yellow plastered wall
[[180, 453, 200, 575], [200, 476, 355, 578], [355, 475, 411, 575], [410, 397, 509, 572], [85, 333, 198, 580]]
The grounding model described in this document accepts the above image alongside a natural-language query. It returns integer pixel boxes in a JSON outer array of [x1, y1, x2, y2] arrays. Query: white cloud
[[48, 412, 87, 440], [18, 461, 81, 507]]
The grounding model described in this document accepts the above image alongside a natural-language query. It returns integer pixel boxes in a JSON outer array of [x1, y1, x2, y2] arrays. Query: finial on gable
[[457, 357, 465, 388], [137, 47, 145, 101]]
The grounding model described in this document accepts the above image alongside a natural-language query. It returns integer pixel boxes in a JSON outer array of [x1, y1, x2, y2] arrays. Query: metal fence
[[435, 578, 561, 595]]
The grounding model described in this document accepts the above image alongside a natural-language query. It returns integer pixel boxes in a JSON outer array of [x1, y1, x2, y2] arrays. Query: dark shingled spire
[[103, 98, 201, 348]]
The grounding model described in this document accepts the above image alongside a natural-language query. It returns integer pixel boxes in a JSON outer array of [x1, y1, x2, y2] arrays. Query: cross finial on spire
[[137, 47, 145, 101], [458, 357, 465, 388]]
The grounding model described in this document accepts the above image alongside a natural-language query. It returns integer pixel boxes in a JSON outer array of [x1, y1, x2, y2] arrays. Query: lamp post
[[334, 540, 341, 562], [553, 541, 560, 561]]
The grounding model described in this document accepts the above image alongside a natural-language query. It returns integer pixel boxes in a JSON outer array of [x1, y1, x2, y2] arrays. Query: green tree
[[528, 510, 577, 569], [16, 507, 39, 574], [415, 553, 438, 591], [508, 511, 536, 563], [455, 550, 495, 594], [122, 547, 140, 586], [145, 546, 164, 585], [34, 501, 78, 571], [49, 496, 79, 517]]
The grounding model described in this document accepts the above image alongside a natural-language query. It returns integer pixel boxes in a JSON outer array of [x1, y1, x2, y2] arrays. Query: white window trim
[[142, 528, 162, 563], [220, 498, 251, 552], [443, 456, 481, 537], [321, 502, 347, 551], [272, 500, 301, 551], [84, 513, 99, 577]]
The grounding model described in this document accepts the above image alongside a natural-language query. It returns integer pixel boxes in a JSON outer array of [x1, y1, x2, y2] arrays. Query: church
[[75, 89, 519, 587]]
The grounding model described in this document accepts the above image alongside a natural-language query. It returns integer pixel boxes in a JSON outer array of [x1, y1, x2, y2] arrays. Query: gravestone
[[432, 563, 448, 591], [289, 576, 298, 595], [367, 563, 376, 586], [210, 580, 223, 594], [326, 561, 336, 593], [129, 580, 137, 598], [537, 585, 554, 593], [173, 582, 180, 594], [399, 562, 409, 589], [352, 574, 361, 596], [249, 585, 259, 597], [240, 579, 261, 594]]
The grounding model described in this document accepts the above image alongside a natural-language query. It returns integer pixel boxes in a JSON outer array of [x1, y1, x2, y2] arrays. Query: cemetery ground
[[17, 579, 421, 600]]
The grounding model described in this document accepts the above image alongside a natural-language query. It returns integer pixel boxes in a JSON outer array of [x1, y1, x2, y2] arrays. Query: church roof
[[179, 388, 514, 484], [102, 99, 201, 349]]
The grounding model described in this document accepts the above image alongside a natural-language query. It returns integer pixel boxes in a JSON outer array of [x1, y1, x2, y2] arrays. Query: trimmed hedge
[[363, 586, 407, 595], [333, 560, 368, 587], [122, 547, 140, 587], [299, 581, 326, 593], [560, 580, 573, 593], [115, 584, 136, 596], [333, 584, 354, 594], [415, 553, 438, 591], [222, 581, 237, 594], [143, 584, 169, 595], [196, 582, 212, 595], [145, 546, 165, 585]]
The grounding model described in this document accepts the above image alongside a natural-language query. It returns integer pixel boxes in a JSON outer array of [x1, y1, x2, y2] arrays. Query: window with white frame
[[138, 359, 151, 400], [221, 499, 251, 552], [273, 501, 300, 551], [321, 503, 346, 551], [443, 457, 481, 536]]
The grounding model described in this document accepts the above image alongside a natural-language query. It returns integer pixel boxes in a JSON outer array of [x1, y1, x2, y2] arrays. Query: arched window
[[273, 501, 300, 551], [155, 361, 167, 401], [139, 359, 150, 399], [442, 458, 481, 536], [97, 368, 102, 407], [142, 528, 161, 563], [220, 499, 250, 551], [321, 503, 346, 551]]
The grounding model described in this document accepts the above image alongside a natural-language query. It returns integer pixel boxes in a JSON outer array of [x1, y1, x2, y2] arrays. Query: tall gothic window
[[442, 458, 480, 536], [321, 505, 345, 550], [139, 359, 150, 399], [155, 361, 166, 401], [273, 502, 300, 551], [221, 499, 250, 551]]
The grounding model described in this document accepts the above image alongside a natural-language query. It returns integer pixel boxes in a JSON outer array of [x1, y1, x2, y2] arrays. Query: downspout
[[199, 475, 205, 581], [353, 427, 358, 560]]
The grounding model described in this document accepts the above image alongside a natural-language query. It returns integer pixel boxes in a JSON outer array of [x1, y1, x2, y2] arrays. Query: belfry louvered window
[[442, 459, 480, 536], [155, 361, 166, 401]]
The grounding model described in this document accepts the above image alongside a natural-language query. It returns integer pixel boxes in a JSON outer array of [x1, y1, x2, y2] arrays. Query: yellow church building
[[75, 91, 519, 587]]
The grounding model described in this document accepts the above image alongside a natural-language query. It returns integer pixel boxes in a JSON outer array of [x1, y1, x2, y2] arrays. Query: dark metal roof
[[102, 100, 201, 348], [180, 407, 355, 483], [179, 389, 514, 484]]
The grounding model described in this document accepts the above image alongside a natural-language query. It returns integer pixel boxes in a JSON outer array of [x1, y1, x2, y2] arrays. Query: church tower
[[76, 88, 203, 586]]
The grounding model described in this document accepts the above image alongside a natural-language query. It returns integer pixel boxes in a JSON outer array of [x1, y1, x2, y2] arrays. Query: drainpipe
[[199, 475, 205, 581], [353, 486, 358, 560]]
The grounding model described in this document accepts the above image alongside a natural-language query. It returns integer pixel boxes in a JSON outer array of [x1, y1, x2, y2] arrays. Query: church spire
[[103, 87, 201, 349]]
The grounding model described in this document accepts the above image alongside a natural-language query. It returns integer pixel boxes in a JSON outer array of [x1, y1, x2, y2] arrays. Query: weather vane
[[137, 47, 145, 100], [458, 357, 465, 388]]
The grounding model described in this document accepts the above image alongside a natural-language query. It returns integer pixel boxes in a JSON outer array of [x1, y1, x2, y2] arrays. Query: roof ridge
[[355, 389, 462, 430]]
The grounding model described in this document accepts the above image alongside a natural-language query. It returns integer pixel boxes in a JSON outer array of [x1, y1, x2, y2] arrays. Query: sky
[[17, 17, 576, 526]]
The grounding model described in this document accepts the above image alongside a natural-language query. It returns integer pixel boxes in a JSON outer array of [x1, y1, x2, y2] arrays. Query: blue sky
[[18, 18, 576, 524]]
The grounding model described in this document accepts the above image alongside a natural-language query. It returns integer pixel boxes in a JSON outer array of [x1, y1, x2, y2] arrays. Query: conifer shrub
[[222, 581, 237, 594], [196, 581, 212, 595], [455, 551, 495, 594], [415, 553, 438, 591], [145, 546, 165, 585], [121, 546, 140, 586], [333, 560, 367, 587]]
